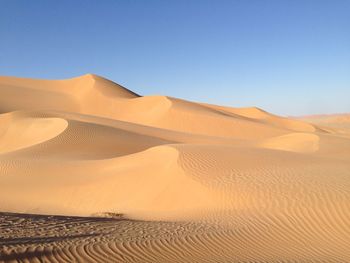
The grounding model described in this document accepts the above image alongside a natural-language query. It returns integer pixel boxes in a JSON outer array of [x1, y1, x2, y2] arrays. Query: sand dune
[[298, 113, 350, 135], [1, 74, 350, 262], [0, 112, 68, 154], [258, 132, 320, 153]]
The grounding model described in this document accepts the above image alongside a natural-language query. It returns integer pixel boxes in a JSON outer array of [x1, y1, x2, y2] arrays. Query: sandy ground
[[0, 74, 350, 262]]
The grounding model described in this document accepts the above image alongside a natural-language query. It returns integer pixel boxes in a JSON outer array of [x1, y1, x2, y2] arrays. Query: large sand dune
[[0, 74, 350, 262]]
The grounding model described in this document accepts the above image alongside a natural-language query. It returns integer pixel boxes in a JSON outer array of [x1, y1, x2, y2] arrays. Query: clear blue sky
[[1, 0, 349, 116]]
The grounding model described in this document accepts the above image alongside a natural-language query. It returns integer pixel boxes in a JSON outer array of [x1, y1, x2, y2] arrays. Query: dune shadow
[[0, 233, 97, 246], [0, 249, 52, 261]]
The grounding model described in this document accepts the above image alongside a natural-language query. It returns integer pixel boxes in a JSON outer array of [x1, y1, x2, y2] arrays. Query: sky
[[0, 0, 349, 116]]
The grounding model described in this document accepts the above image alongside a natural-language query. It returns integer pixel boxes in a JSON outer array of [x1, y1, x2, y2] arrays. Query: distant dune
[[1, 74, 350, 262], [297, 113, 350, 134]]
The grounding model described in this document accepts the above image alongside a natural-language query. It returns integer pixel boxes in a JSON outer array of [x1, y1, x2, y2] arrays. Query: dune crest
[[0, 113, 68, 154]]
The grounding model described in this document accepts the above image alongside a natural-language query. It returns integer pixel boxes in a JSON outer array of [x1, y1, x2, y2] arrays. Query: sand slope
[[298, 113, 350, 136], [0, 74, 350, 262]]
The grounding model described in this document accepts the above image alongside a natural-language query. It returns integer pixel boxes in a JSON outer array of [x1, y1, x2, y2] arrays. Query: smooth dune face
[[0, 113, 68, 154], [258, 132, 320, 153], [0, 75, 350, 262]]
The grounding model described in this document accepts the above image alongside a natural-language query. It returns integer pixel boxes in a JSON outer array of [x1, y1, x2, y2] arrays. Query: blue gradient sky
[[1, 0, 349, 116]]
